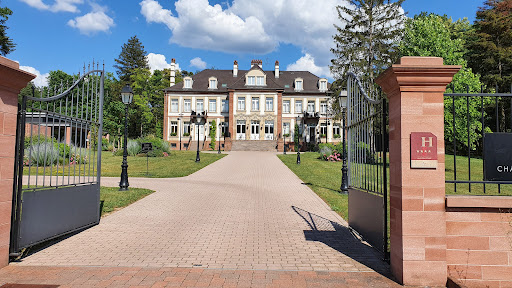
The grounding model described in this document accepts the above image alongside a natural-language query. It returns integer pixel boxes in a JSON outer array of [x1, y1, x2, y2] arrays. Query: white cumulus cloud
[[139, 0, 353, 67], [19, 0, 84, 13], [147, 53, 181, 73], [287, 54, 331, 79], [67, 4, 114, 35], [140, 0, 275, 54], [190, 57, 207, 70], [19, 66, 49, 87]]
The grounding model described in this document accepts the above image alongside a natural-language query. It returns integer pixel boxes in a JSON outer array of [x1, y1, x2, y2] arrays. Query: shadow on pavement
[[292, 206, 397, 282]]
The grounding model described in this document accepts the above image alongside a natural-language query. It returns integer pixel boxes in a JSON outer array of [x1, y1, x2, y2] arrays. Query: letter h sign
[[411, 132, 438, 169]]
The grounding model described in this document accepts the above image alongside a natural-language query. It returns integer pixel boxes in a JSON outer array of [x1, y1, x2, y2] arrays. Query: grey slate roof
[[164, 65, 330, 94]]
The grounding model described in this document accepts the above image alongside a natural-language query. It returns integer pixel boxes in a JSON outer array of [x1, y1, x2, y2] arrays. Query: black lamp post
[[296, 115, 302, 164], [339, 92, 348, 194], [218, 123, 221, 154], [193, 112, 203, 162], [119, 84, 133, 191], [178, 113, 183, 150], [283, 133, 287, 155]]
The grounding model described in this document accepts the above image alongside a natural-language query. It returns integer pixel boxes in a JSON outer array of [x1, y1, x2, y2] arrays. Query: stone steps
[[231, 140, 277, 152]]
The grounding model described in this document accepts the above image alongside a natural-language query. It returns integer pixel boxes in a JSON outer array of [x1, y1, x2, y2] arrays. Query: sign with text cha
[[410, 132, 438, 169], [484, 133, 512, 181], [141, 142, 153, 153]]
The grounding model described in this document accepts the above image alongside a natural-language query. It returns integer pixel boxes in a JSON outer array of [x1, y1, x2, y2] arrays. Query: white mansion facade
[[163, 59, 342, 151]]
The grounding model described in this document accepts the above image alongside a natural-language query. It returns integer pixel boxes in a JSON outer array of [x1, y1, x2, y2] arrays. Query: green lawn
[[24, 151, 226, 178], [278, 152, 512, 221], [100, 186, 154, 216], [278, 153, 349, 220], [445, 154, 512, 195]]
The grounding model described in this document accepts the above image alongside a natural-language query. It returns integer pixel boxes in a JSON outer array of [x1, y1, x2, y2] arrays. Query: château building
[[163, 59, 343, 151]]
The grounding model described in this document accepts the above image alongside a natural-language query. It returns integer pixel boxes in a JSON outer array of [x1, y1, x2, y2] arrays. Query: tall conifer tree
[[113, 36, 149, 83], [330, 0, 405, 83], [467, 0, 512, 91], [0, 1, 15, 56]]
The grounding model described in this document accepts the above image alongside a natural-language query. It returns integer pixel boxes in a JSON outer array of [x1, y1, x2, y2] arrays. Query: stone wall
[[0, 56, 35, 268], [446, 196, 512, 287]]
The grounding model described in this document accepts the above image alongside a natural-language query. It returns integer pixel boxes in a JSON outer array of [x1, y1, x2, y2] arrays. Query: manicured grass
[[278, 152, 512, 221], [99, 151, 226, 178], [278, 153, 349, 220], [24, 151, 226, 178], [445, 154, 512, 195], [100, 186, 154, 216]]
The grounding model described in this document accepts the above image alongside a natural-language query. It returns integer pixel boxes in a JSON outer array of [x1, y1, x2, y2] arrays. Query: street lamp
[[193, 112, 203, 162], [218, 122, 221, 154], [283, 132, 287, 155], [119, 84, 133, 191], [178, 113, 183, 150], [296, 114, 302, 164], [339, 91, 348, 194]]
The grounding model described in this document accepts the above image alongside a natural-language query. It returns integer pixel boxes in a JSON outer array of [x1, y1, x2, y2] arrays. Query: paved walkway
[[1, 152, 398, 287]]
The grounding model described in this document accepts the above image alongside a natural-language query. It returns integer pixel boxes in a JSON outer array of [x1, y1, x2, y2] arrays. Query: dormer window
[[184, 77, 193, 89], [319, 79, 328, 91], [246, 70, 266, 86], [295, 78, 303, 91], [209, 77, 218, 89]]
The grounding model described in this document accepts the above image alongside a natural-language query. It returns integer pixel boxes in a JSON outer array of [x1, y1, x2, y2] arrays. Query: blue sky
[[6, 0, 484, 86]]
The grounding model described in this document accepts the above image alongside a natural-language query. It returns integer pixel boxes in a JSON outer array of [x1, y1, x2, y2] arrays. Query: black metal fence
[[444, 85, 512, 195], [10, 63, 104, 256]]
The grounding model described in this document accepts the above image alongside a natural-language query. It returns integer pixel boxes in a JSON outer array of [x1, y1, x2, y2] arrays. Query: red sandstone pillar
[[0, 56, 35, 267], [376, 57, 460, 286]]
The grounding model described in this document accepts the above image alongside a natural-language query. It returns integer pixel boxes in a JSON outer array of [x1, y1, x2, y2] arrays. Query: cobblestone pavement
[[0, 266, 401, 287], [3, 152, 398, 287]]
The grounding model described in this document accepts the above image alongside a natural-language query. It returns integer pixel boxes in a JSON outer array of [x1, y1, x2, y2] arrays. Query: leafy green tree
[[399, 13, 490, 154], [130, 68, 154, 138], [209, 120, 216, 150], [330, 0, 406, 83], [0, 1, 15, 56], [113, 36, 149, 83], [467, 0, 512, 91]]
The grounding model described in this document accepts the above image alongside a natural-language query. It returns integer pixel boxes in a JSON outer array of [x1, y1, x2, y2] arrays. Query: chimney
[[170, 58, 176, 87], [275, 60, 279, 78], [251, 59, 262, 69], [233, 60, 238, 77]]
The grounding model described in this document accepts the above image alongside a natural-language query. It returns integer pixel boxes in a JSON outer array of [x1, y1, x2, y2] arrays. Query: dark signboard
[[141, 142, 153, 153], [484, 133, 512, 181]]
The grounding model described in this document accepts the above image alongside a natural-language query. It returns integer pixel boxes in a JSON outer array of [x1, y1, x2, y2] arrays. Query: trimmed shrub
[[102, 138, 110, 151], [24, 143, 59, 166], [127, 140, 140, 156]]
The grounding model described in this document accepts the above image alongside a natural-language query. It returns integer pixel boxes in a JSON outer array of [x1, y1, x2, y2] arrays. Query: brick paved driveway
[[2, 152, 397, 287]]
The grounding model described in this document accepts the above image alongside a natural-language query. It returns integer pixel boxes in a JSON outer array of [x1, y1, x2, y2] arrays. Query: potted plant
[[183, 133, 190, 137]]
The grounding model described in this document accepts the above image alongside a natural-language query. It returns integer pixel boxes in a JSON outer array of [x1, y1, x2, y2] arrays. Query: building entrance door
[[236, 120, 246, 140], [250, 120, 260, 140], [195, 124, 204, 141], [308, 125, 316, 143], [264, 120, 274, 140]]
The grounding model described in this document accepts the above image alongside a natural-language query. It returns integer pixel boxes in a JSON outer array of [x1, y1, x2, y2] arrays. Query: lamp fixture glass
[[339, 91, 348, 109], [121, 84, 134, 105]]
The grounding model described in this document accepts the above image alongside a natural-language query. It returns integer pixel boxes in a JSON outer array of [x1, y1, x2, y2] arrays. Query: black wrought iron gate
[[10, 64, 104, 256], [346, 72, 389, 259]]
